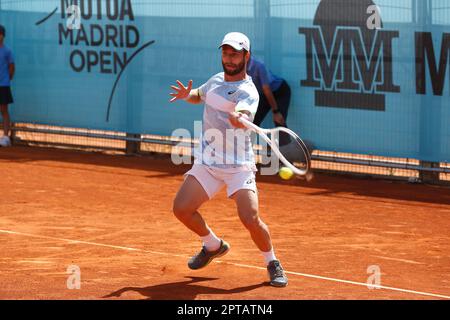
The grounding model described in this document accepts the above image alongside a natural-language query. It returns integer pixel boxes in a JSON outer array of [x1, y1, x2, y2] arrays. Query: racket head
[[235, 115, 313, 179], [269, 127, 312, 178]]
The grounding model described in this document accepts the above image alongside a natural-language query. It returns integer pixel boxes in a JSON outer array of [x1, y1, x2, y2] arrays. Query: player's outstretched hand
[[169, 80, 193, 102]]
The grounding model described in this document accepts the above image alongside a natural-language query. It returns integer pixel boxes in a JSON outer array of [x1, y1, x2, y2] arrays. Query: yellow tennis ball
[[279, 166, 294, 180]]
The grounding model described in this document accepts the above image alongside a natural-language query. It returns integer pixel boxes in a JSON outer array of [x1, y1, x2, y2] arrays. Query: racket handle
[[236, 114, 260, 132]]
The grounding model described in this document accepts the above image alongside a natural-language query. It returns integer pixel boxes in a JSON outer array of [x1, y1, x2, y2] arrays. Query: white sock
[[201, 230, 221, 252], [261, 249, 277, 266]]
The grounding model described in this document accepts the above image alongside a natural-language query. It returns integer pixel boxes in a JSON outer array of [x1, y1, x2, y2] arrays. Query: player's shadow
[[103, 276, 268, 300]]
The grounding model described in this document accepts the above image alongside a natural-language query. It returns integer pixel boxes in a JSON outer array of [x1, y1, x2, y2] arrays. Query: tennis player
[[169, 32, 288, 287]]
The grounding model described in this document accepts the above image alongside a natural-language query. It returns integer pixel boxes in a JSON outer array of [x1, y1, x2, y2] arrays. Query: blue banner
[[0, 0, 449, 162]]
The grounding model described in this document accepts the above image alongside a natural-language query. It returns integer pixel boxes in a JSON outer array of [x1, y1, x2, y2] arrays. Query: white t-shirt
[[194, 72, 259, 172]]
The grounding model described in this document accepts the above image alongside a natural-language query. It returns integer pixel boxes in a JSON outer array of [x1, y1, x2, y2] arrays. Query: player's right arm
[[169, 80, 203, 104]]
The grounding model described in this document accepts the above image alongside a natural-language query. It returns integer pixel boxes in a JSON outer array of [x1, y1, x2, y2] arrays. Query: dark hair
[[0, 25, 5, 37]]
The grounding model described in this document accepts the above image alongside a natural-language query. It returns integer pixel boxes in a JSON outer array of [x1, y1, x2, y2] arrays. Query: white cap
[[220, 32, 250, 51]]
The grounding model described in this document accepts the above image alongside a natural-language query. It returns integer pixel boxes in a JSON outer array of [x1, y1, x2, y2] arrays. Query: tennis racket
[[236, 115, 313, 180]]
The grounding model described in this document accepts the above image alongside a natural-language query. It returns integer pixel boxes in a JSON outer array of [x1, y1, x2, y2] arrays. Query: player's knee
[[172, 200, 193, 220], [172, 202, 185, 218], [240, 210, 261, 231]]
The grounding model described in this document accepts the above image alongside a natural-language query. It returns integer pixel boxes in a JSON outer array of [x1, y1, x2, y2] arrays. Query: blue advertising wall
[[0, 0, 449, 162]]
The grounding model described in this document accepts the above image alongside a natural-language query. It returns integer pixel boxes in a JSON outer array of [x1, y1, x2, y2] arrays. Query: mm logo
[[299, 0, 400, 111]]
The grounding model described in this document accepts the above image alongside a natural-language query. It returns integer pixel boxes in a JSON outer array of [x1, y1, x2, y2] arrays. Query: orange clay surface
[[1, 146, 449, 300]]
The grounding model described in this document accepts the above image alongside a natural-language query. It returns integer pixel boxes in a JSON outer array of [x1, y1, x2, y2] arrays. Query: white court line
[[1, 229, 449, 300]]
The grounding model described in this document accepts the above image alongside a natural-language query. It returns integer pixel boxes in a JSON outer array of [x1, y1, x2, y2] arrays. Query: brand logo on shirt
[[228, 90, 236, 95]]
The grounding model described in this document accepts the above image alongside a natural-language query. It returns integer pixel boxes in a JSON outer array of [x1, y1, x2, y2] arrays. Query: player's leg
[[228, 174, 288, 287], [173, 166, 230, 270], [231, 189, 272, 252], [173, 174, 211, 237]]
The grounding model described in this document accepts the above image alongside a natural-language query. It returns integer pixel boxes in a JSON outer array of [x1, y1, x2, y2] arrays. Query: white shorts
[[184, 164, 257, 199]]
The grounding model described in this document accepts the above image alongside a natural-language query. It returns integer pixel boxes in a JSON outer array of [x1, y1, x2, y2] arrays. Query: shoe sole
[[267, 269, 288, 287], [188, 244, 230, 270], [270, 280, 288, 288]]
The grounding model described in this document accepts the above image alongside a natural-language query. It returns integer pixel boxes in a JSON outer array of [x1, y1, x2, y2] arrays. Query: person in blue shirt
[[247, 55, 292, 146], [0, 25, 15, 147]]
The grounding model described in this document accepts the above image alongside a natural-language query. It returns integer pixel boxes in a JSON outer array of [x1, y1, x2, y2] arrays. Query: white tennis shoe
[[0, 136, 11, 147]]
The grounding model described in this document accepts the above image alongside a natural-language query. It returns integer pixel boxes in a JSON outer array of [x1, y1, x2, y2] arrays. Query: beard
[[222, 59, 246, 76]]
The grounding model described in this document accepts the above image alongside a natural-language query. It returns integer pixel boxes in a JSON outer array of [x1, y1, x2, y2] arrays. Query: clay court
[[0, 146, 449, 300]]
